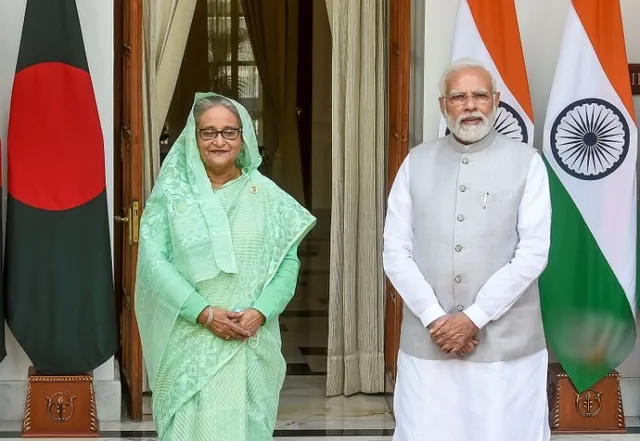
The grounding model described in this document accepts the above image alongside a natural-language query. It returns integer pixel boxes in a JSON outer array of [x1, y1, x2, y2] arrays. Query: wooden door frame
[[384, 0, 411, 386], [631, 64, 640, 95], [114, 0, 144, 421], [113, 0, 124, 358]]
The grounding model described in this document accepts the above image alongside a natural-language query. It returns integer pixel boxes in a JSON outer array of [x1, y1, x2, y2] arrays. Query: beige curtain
[[240, 0, 305, 204], [142, 0, 197, 197], [326, 0, 387, 396], [325, 0, 333, 34]]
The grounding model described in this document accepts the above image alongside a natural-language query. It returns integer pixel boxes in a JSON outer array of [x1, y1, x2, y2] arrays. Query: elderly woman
[[134, 92, 315, 441]]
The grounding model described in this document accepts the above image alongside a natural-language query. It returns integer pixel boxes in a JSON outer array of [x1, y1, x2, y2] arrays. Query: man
[[383, 58, 552, 441]]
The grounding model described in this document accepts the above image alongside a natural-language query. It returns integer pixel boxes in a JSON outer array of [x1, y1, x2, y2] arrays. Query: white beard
[[445, 105, 497, 144]]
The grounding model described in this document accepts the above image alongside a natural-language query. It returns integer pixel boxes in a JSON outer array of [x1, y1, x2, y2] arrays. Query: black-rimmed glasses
[[197, 128, 242, 141]]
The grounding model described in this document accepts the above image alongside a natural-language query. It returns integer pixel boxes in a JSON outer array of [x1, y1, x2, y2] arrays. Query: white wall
[[415, 0, 640, 415], [0, 0, 115, 383]]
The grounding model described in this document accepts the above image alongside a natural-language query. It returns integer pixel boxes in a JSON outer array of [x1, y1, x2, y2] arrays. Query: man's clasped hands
[[428, 312, 480, 357]]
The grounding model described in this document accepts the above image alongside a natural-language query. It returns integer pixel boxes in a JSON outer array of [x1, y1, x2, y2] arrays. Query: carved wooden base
[[22, 366, 99, 438], [547, 363, 625, 434]]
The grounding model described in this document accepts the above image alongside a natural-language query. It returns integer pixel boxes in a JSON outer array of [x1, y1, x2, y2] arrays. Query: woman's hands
[[237, 309, 266, 337], [197, 307, 265, 340], [198, 307, 251, 340]]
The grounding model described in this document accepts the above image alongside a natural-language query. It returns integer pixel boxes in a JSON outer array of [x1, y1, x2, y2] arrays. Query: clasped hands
[[197, 307, 265, 341], [428, 312, 480, 357]]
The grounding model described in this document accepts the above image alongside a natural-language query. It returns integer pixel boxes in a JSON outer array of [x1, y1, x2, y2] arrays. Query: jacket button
[[455, 245, 463, 252], [457, 214, 464, 222], [459, 185, 467, 192], [455, 275, 462, 283], [457, 304, 464, 312]]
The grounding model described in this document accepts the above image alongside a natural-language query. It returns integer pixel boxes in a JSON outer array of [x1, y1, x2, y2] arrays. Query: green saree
[[134, 92, 316, 440]]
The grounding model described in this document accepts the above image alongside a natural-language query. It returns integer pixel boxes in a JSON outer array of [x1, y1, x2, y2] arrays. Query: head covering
[[158, 92, 265, 279], [184, 91, 262, 173]]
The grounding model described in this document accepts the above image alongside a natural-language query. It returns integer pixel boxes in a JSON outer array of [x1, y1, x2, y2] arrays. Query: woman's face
[[195, 105, 243, 173]]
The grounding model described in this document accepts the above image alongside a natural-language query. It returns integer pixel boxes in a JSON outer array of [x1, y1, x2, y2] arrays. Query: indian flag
[[540, 0, 637, 392], [439, 0, 534, 145]]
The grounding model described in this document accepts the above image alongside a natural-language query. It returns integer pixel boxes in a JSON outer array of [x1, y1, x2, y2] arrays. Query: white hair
[[438, 58, 498, 97]]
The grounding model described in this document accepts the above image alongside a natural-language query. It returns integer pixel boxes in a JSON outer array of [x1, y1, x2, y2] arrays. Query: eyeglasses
[[445, 92, 495, 107], [197, 128, 242, 141]]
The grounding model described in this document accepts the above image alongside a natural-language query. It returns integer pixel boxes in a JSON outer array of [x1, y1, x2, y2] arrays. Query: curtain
[[325, 0, 333, 35], [142, 0, 197, 197], [240, 0, 305, 204], [326, 0, 387, 396]]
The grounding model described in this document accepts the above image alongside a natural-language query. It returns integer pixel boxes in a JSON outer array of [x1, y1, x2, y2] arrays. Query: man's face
[[439, 67, 500, 144]]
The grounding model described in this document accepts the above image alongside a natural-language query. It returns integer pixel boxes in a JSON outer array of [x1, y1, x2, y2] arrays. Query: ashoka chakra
[[550, 98, 630, 181]]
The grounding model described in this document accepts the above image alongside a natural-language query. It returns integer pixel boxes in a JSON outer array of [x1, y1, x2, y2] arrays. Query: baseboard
[[621, 377, 640, 417], [143, 393, 153, 415], [95, 376, 122, 422]]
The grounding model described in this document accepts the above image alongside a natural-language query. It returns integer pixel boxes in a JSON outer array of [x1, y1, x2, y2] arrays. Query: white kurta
[[383, 152, 552, 441]]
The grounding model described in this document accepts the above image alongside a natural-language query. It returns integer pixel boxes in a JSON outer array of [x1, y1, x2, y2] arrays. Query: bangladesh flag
[[4, 0, 117, 375], [540, 0, 637, 392]]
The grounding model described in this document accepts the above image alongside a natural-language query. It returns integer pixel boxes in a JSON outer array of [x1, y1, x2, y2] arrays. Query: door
[[385, 0, 411, 386], [114, 0, 144, 421]]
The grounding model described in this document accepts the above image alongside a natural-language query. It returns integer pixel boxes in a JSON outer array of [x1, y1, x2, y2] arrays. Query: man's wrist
[[420, 305, 447, 328], [463, 304, 490, 330]]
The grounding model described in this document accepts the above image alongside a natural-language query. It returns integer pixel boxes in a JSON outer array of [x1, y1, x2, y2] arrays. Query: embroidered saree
[[134, 92, 316, 441]]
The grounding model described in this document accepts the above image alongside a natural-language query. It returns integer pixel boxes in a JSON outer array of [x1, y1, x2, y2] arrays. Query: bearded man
[[383, 58, 552, 441]]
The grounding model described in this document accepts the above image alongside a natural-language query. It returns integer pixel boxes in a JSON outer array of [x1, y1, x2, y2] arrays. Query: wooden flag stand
[[21, 367, 99, 438], [548, 363, 625, 434]]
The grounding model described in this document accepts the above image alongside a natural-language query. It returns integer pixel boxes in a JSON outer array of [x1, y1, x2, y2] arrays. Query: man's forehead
[[446, 67, 492, 91]]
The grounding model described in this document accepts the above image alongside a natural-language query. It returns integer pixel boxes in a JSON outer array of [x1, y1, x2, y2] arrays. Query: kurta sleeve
[[383, 155, 447, 328], [464, 153, 552, 329], [179, 291, 210, 324], [251, 243, 301, 322]]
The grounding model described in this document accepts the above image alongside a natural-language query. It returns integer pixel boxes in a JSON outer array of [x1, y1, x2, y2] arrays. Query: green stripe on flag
[[540, 157, 636, 393]]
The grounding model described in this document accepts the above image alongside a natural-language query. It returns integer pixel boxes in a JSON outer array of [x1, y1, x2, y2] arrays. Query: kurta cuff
[[464, 303, 491, 330], [419, 304, 447, 328], [180, 291, 210, 324]]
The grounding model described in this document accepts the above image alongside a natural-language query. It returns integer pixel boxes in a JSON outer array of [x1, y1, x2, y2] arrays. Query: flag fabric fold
[[540, 0, 637, 392], [4, 0, 116, 375], [440, 0, 534, 145]]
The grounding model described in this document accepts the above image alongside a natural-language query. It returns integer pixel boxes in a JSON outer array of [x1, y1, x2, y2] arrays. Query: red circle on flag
[[7, 62, 106, 211]]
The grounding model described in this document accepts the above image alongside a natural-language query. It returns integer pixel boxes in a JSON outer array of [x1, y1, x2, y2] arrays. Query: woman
[[134, 92, 315, 441]]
